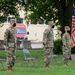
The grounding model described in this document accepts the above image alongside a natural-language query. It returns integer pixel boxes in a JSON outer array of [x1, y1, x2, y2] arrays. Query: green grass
[[0, 50, 75, 75]]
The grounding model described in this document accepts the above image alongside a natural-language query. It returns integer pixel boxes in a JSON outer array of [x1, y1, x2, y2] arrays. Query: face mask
[[13, 23, 16, 27], [52, 25, 55, 28], [67, 31, 71, 34]]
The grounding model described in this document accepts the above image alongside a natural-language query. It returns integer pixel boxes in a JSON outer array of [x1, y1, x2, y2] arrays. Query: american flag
[[71, 8, 75, 47]]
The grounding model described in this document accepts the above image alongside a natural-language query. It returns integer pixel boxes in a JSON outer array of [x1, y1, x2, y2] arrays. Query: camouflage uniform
[[62, 26, 71, 64], [4, 27, 17, 68], [43, 27, 54, 65]]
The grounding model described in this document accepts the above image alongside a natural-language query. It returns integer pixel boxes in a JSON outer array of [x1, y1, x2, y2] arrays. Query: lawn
[[0, 50, 75, 75]]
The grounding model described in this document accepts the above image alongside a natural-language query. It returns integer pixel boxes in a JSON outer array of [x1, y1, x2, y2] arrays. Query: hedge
[[53, 39, 75, 54]]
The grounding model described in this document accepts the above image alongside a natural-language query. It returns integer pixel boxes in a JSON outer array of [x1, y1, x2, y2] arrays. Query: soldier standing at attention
[[43, 21, 54, 69], [4, 19, 17, 72], [62, 26, 71, 66]]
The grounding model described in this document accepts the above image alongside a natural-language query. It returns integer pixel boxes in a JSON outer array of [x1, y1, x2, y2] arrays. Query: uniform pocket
[[8, 43, 14, 47]]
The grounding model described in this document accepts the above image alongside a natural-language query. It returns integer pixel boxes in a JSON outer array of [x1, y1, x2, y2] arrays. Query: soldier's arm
[[66, 34, 71, 46], [4, 29, 9, 46], [14, 29, 17, 48], [62, 34, 67, 46], [13, 28, 17, 43], [43, 29, 49, 45]]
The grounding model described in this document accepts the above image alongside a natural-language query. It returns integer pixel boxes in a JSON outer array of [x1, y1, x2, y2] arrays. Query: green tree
[[23, 0, 57, 24], [0, 0, 74, 33], [54, 0, 73, 33], [0, 0, 9, 2], [23, 0, 73, 33], [0, 0, 19, 16], [0, 0, 23, 23]]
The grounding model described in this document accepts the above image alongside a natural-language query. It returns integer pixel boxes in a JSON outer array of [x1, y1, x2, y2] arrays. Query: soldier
[[62, 26, 71, 66], [43, 21, 54, 68], [4, 19, 17, 72]]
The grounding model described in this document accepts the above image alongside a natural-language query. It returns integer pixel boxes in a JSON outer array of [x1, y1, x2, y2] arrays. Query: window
[[16, 28, 26, 34], [16, 18, 23, 23], [8, 17, 15, 22]]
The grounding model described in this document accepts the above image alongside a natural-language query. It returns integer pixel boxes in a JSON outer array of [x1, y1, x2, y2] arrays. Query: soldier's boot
[[10, 66, 14, 72], [64, 62, 68, 66], [45, 64, 49, 69], [7, 66, 14, 72], [7, 66, 10, 70]]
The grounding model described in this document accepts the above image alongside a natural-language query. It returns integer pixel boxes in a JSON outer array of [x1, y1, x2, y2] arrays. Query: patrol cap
[[9, 19, 16, 23], [65, 26, 70, 30], [48, 21, 54, 26]]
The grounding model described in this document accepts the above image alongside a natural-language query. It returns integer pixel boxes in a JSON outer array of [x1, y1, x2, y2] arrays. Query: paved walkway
[[31, 42, 43, 49]]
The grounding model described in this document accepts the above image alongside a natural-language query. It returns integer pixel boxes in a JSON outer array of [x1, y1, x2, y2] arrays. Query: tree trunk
[[60, 8, 72, 34], [54, 0, 73, 35]]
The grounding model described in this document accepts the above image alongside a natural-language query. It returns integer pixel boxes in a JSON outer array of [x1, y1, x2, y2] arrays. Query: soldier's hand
[[43, 42, 45, 45], [4, 45, 6, 49], [69, 45, 71, 48], [45, 45, 49, 49], [16, 42, 18, 45], [65, 47, 67, 50], [4, 45, 9, 49], [6, 46, 9, 50]]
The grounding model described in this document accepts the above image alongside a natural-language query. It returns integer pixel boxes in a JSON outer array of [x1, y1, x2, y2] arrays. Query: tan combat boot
[[64, 62, 68, 66], [7, 66, 14, 72], [45, 64, 49, 69]]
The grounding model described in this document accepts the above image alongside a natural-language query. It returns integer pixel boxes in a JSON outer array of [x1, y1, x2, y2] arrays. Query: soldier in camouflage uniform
[[4, 19, 17, 72], [62, 26, 71, 66], [43, 21, 54, 68]]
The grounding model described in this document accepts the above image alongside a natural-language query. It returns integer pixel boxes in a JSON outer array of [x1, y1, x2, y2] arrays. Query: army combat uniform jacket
[[43, 28, 54, 48], [4, 27, 16, 48], [62, 32, 71, 63], [62, 32, 71, 48]]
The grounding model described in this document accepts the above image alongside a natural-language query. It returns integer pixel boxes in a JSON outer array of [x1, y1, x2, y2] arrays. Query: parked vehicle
[[0, 16, 27, 49], [27, 24, 59, 42]]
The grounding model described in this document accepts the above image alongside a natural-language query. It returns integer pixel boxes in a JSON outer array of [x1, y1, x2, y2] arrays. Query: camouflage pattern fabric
[[6, 48, 16, 67], [43, 28, 54, 65], [62, 32, 71, 63], [44, 47, 53, 65], [43, 28, 54, 47], [4, 27, 16, 67]]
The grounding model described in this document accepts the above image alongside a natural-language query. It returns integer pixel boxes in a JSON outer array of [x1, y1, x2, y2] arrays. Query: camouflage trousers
[[5, 48, 16, 67], [62, 46, 71, 63], [44, 47, 53, 65]]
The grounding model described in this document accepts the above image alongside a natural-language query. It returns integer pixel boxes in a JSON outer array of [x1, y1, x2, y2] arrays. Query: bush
[[53, 39, 75, 54], [53, 39, 62, 54], [0, 16, 7, 23], [71, 46, 75, 54]]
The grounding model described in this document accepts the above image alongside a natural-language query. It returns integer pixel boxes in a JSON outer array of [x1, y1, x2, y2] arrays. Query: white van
[[27, 24, 59, 42]]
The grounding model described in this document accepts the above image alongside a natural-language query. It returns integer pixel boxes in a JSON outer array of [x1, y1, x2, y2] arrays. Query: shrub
[[53, 39, 75, 54], [53, 39, 62, 54], [71, 46, 75, 54]]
